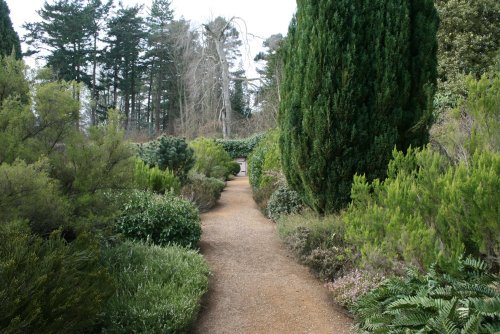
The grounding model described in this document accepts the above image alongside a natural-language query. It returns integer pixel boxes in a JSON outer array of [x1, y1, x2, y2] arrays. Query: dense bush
[[344, 146, 499, 270], [190, 137, 233, 180], [138, 135, 194, 182], [280, 0, 438, 214], [101, 241, 209, 334], [216, 132, 264, 158], [134, 158, 181, 194], [182, 172, 225, 212], [0, 159, 70, 235], [116, 191, 201, 248], [278, 213, 355, 281], [228, 160, 241, 176], [248, 129, 281, 189], [0, 229, 113, 333], [267, 186, 302, 221], [353, 257, 500, 334]]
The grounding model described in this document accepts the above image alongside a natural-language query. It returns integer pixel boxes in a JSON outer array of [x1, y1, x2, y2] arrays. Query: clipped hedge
[[116, 191, 201, 248], [216, 133, 264, 159], [101, 241, 209, 334]]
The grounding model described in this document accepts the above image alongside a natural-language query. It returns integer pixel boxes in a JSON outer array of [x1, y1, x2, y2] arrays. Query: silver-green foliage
[[101, 241, 209, 334], [353, 257, 500, 334], [267, 186, 302, 221]]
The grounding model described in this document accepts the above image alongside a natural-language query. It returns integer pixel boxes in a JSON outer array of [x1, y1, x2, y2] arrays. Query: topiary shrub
[[138, 135, 194, 182], [116, 190, 201, 248], [134, 158, 181, 194], [0, 229, 113, 333], [189, 137, 233, 180], [353, 256, 500, 333], [181, 172, 225, 212], [101, 241, 209, 334], [267, 186, 302, 221]]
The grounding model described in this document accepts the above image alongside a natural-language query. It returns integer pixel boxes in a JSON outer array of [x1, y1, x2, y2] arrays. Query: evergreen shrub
[[190, 137, 233, 180], [0, 230, 113, 333], [134, 158, 181, 194], [267, 186, 302, 221], [116, 190, 201, 248], [138, 135, 194, 182], [353, 257, 500, 333], [345, 147, 499, 270], [278, 213, 355, 281], [228, 161, 241, 176], [181, 172, 225, 212], [101, 241, 209, 334], [216, 132, 264, 158]]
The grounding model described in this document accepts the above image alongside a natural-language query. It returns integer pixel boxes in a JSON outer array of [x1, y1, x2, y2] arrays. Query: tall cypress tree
[[279, 0, 438, 213], [0, 0, 22, 58]]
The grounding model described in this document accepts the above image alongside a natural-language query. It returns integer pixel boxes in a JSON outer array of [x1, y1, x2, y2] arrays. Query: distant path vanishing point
[[192, 177, 353, 334]]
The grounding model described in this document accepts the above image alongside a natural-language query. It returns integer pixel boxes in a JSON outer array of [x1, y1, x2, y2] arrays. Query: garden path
[[192, 177, 353, 334]]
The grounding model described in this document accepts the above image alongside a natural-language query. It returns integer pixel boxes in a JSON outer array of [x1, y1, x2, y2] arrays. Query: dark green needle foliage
[[279, 0, 438, 213], [0, 0, 21, 58]]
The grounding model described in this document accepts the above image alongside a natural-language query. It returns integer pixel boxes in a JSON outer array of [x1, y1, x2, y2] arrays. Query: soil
[[191, 177, 353, 334]]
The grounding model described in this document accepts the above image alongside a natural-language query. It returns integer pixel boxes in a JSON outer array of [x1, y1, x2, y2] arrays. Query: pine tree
[[0, 0, 22, 58], [279, 0, 438, 213]]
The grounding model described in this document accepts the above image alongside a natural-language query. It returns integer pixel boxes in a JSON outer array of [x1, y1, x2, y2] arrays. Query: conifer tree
[[0, 0, 21, 58], [279, 0, 438, 213]]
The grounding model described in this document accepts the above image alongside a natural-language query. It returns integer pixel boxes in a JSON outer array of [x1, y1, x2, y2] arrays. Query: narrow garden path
[[192, 177, 353, 334]]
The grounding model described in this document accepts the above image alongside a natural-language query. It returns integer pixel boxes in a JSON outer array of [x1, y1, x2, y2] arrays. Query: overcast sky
[[5, 0, 296, 72]]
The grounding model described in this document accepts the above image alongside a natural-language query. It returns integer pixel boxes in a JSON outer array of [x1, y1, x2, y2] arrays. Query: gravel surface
[[192, 177, 353, 334]]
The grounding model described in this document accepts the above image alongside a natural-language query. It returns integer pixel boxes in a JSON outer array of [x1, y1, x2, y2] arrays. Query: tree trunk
[[214, 39, 232, 138]]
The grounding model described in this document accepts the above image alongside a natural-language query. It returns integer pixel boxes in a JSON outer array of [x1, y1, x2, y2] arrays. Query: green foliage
[[139, 135, 195, 182], [280, 0, 438, 213], [215, 132, 264, 159], [134, 158, 181, 194], [181, 172, 225, 212], [0, 55, 28, 106], [51, 110, 135, 221], [190, 137, 233, 180], [277, 213, 355, 281], [101, 241, 209, 334], [0, 230, 113, 333], [353, 257, 500, 334], [116, 190, 201, 248], [0, 1, 21, 59], [0, 159, 70, 236], [227, 160, 241, 176], [344, 147, 500, 270], [266, 186, 302, 221], [432, 73, 500, 163], [248, 129, 281, 189]]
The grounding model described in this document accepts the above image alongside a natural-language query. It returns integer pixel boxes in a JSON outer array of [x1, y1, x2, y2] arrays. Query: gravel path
[[192, 177, 353, 334]]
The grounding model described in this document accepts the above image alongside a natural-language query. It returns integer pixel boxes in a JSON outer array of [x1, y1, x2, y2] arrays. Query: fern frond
[[460, 314, 480, 334]]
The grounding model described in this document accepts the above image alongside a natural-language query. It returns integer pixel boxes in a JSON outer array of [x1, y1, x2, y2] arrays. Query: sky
[[5, 0, 297, 73]]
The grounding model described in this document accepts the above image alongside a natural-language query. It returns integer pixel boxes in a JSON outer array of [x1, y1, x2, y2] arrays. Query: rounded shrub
[[190, 137, 233, 180], [101, 241, 209, 334], [267, 186, 302, 221], [138, 136, 194, 182], [182, 172, 225, 212], [116, 190, 201, 248], [228, 161, 241, 176]]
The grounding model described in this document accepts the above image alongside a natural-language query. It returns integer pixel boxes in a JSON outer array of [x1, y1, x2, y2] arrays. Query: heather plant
[[353, 257, 500, 334], [345, 146, 499, 271], [181, 172, 225, 212], [278, 213, 355, 280], [116, 190, 201, 248], [101, 241, 209, 333]]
